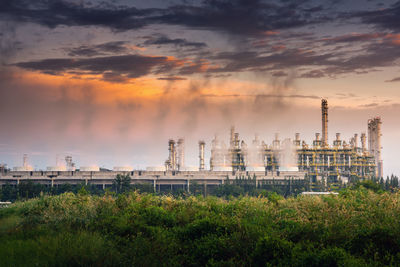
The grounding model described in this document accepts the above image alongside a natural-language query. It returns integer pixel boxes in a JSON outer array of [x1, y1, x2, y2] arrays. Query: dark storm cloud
[[323, 40, 400, 75], [356, 1, 400, 31], [67, 41, 130, 57], [142, 34, 207, 48], [13, 37, 400, 80], [0, 0, 330, 36], [153, 0, 330, 36], [321, 33, 382, 43], [14, 54, 180, 79], [209, 49, 334, 73], [0, 0, 152, 30]]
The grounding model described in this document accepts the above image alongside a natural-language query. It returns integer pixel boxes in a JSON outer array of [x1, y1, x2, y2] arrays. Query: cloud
[[14, 54, 182, 79], [209, 49, 334, 74], [157, 76, 187, 81], [153, 0, 331, 36], [323, 40, 400, 75], [0, 0, 151, 30], [66, 41, 130, 57], [272, 71, 287, 77], [0, 0, 331, 37], [321, 33, 382, 43], [359, 103, 379, 108], [299, 69, 326, 78], [201, 93, 320, 100], [142, 34, 207, 48], [356, 2, 400, 31], [385, 76, 400, 82]]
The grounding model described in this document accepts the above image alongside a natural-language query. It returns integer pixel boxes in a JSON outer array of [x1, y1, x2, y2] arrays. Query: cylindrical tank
[[113, 166, 134, 172], [80, 166, 100, 172], [146, 166, 166, 172], [179, 166, 199, 172], [46, 166, 67, 171]]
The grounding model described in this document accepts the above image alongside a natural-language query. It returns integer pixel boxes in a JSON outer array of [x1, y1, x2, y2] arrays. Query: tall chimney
[[368, 117, 383, 177], [23, 154, 28, 167], [354, 134, 358, 148], [361, 133, 366, 153], [177, 138, 185, 170], [168, 139, 176, 171], [199, 141, 205, 170], [294, 133, 301, 147], [273, 133, 280, 149], [230, 126, 235, 148], [333, 133, 342, 147], [321, 99, 328, 147]]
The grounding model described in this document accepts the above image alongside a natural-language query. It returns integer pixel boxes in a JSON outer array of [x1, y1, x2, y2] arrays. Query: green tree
[[113, 174, 131, 194]]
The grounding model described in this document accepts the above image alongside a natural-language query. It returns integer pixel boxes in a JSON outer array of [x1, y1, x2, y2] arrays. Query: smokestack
[[65, 156, 76, 171], [23, 154, 28, 168], [315, 133, 321, 141], [333, 133, 341, 147], [168, 139, 176, 171], [354, 133, 359, 149], [230, 126, 235, 148], [234, 133, 239, 148], [368, 117, 383, 177], [199, 141, 205, 170], [273, 133, 280, 149], [361, 133, 366, 153], [321, 99, 328, 147], [294, 133, 301, 147], [177, 138, 185, 170]]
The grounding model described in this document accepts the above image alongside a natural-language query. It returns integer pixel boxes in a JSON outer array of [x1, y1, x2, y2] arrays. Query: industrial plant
[[0, 99, 382, 191]]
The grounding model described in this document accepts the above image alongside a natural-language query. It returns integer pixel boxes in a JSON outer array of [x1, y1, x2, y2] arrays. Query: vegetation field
[[1, 186, 400, 266]]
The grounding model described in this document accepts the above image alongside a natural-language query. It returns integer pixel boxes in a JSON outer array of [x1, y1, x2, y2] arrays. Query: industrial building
[[0, 99, 382, 191], [208, 99, 382, 183]]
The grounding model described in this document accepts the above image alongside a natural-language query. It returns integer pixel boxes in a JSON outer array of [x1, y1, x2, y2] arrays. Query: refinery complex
[[0, 99, 382, 191]]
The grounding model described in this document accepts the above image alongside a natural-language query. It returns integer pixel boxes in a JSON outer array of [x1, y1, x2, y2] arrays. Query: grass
[[0, 188, 400, 266]]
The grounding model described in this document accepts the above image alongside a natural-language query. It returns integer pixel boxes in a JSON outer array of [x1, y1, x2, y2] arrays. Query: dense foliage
[[1, 174, 399, 202], [1, 186, 400, 266]]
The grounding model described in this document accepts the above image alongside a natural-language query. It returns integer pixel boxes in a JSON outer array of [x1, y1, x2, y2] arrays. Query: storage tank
[[179, 166, 199, 172], [46, 166, 67, 171], [80, 166, 100, 172], [13, 166, 33, 171], [113, 166, 134, 172], [146, 166, 166, 172], [246, 166, 265, 172], [213, 166, 232, 172]]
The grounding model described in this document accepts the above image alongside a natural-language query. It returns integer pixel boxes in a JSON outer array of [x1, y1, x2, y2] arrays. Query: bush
[[0, 191, 399, 266]]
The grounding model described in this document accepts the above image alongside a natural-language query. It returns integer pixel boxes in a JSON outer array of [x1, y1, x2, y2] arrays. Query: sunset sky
[[1, 0, 400, 175]]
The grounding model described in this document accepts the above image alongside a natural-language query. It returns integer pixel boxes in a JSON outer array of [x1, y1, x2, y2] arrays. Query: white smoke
[[278, 138, 298, 171]]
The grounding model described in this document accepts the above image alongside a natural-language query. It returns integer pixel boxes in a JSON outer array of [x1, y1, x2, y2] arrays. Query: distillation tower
[[207, 99, 381, 181], [368, 117, 383, 178]]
